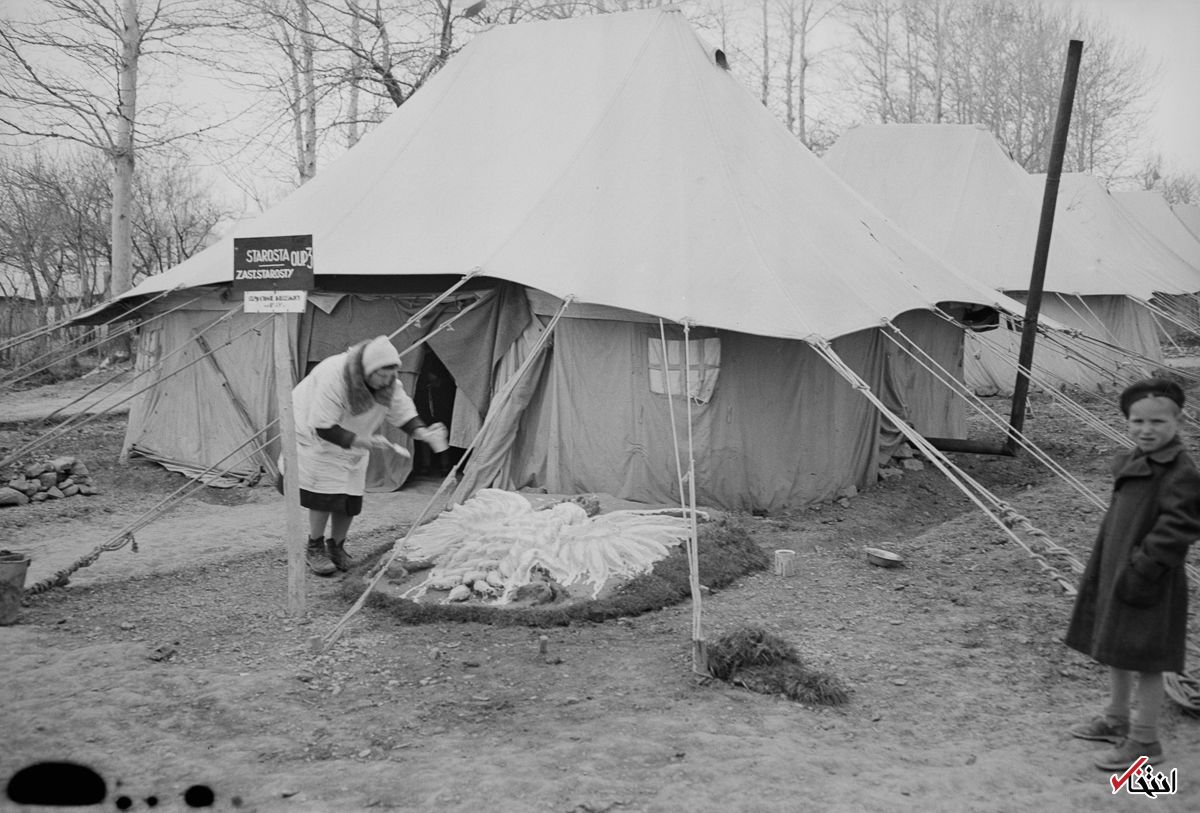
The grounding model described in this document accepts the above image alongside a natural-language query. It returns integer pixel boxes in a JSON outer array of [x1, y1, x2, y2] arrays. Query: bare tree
[[0, 0, 229, 300], [839, 0, 1157, 179], [843, 0, 900, 122], [900, 0, 953, 123], [0, 150, 110, 321], [224, 0, 501, 186], [1061, 9, 1155, 177], [1135, 155, 1199, 205], [0, 148, 229, 309], [1160, 174, 1199, 206], [774, 0, 839, 146], [131, 152, 236, 276]]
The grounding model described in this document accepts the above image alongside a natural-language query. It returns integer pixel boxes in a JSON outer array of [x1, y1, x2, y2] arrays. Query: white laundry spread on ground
[[392, 489, 693, 601]]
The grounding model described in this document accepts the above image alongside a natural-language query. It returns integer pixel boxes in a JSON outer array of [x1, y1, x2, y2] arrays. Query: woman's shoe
[[326, 538, 354, 572], [306, 537, 337, 576]]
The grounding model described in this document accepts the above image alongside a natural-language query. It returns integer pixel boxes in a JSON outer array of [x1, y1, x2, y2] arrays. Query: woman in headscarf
[[291, 335, 448, 575]]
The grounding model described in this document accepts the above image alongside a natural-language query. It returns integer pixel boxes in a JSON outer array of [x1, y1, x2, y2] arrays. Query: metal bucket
[[0, 551, 32, 625], [773, 549, 797, 578]]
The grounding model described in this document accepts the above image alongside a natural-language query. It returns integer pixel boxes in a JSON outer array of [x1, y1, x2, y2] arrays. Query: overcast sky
[[1053, 0, 1200, 176], [3, 0, 1196, 191]]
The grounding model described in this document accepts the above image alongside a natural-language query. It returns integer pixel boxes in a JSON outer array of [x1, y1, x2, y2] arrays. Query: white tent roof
[[1042, 173, 1200, 295], [1173, 203, 1200, 242], [1113, 190, 1200, 272], [823, 124, 1161, 299], [116, 9, 1019, 342]]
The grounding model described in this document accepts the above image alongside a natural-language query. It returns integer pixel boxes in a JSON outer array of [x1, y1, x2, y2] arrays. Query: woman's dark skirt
[[299, 489, 363, 516], [275, 475, 363, 516]]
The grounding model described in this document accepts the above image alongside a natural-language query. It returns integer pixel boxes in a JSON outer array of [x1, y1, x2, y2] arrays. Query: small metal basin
[[864, 547, 904, 568]]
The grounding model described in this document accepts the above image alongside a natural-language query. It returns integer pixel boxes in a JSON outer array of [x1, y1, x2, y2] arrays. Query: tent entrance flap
[[411, 348, 461, 477]]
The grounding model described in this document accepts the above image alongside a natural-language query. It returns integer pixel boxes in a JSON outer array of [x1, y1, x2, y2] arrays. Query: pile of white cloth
[[393, 489, 695, 602]]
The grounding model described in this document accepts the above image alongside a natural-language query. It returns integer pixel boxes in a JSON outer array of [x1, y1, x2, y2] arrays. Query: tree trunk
[[300, 0, 317, 182], [782, 4, 797, 133], [797, 36, 808, 144], [932, 0, 945, 123], [110, 0, 139, 299], [760, 0, 770, 105]]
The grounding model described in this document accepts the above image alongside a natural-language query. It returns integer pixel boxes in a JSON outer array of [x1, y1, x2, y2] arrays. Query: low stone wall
[[0, 456, 100, 507]]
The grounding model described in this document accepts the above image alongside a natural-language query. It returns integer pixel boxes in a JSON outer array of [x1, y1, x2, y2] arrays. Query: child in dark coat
[[1065, 378, 1200, 770]]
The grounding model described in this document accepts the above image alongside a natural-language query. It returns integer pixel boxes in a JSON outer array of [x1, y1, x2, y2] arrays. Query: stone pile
[[0, 456, 100, 507]]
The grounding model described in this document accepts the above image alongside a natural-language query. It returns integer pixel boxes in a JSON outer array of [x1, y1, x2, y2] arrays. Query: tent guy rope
[[0, 309, 267, 471], [0, 291, 205, 389], [883, 323, 1107, 509], [22, 421, 279, 596], [385, 269, 481, 342], [395, 294, 485, 362], [809, 337, 1082, 593], [866, 324, 1200, 693], [0, 285, 183, 356]]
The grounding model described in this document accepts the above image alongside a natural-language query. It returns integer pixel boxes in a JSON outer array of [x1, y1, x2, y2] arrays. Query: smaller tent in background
[[1173, 203, 1200, 242], [1114, 190, 1200, 271], [1113, 191, 1200, 344], [1040, 174, 1200, 342], [824, 124, 1172, 395]]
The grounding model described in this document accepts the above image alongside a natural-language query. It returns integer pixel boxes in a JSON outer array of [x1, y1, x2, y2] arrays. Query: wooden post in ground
[[273, 313, 305, 615], [231, 233, 313, 615]]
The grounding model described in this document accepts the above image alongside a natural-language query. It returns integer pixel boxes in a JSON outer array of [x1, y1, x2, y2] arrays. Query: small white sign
[[244, 290, 307, 313]]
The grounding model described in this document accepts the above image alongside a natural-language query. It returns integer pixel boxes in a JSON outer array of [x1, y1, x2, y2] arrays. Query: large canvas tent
[[91, 9, 1025, 512], [824, 124, 1186, 394]]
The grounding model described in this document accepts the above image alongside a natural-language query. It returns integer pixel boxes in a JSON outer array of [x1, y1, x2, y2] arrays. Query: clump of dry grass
[[706, 626, 850, 706]]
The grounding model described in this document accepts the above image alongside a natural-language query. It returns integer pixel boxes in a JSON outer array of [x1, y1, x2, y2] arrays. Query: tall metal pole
[[1006, 39, 1083, 454]]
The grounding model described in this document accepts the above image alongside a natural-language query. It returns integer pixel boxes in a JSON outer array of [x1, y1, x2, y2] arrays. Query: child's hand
[[1115, 560, 1165, 608]]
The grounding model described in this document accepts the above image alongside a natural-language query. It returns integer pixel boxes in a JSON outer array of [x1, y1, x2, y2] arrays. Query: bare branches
[[838, 0, 1157, 178]]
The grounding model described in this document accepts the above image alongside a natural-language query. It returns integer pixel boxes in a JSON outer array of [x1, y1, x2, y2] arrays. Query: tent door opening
[[410, 348, 461, 479]]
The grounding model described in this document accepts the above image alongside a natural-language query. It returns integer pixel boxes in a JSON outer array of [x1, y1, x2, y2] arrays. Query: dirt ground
[[2, 370, 1200, 812]]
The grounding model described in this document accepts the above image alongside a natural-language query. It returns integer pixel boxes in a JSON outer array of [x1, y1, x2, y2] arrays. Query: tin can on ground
[[0, 551, 32, 625], [773, 549, 796, 578]]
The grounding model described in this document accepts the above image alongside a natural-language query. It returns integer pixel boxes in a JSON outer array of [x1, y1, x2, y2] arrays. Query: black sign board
[[232, 235, 314, 291]]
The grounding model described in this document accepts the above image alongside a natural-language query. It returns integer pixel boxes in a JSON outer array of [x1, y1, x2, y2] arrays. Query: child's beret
[[1119, 378, 1185, 416]]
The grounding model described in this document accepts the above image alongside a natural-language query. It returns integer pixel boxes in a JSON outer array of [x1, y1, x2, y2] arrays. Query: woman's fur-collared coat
[[1065, 439, 1200, 673]]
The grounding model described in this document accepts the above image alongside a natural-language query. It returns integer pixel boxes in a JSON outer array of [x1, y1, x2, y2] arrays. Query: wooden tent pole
[[1007, 39, 1083, 454], [682, 322, 707, 674], [193, 332, 278, 479], [274, 313, 306, 616]]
